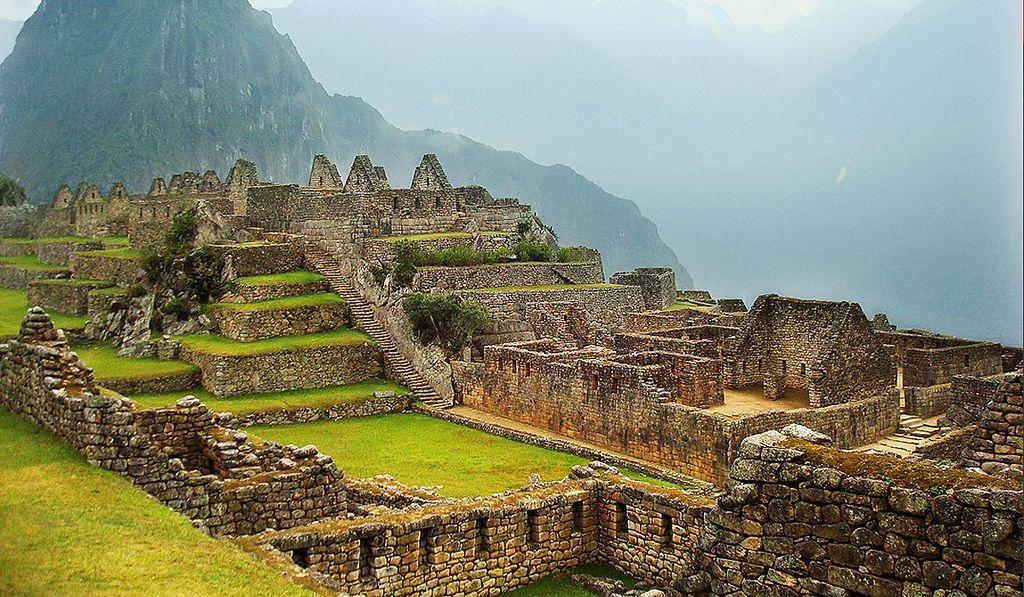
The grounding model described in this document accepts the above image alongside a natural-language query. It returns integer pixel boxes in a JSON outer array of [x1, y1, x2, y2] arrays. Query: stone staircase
[[864, 413, 950, 457], [305, 249, 449, 409]]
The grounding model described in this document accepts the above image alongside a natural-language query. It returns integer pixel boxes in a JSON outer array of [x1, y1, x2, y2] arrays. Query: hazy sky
[[0, 0, 908, 31]]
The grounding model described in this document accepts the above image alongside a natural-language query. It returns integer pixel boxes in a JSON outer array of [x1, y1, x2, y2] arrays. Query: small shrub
[[512, 240, 555, 263], [167, 206, 199, 255], [516, 221, 531, 237], [402, 293, 490, 351], [126, 285, 146, 298], [556, 246, 591, 263], [182, 247, 225, 302], [161, 298, 191, 318]]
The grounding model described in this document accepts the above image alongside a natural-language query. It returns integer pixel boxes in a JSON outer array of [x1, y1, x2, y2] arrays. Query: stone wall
[[0, 309, 348, 538], [35, 240, 104, 265], [904, 383, 953, 419], [949, 374, 1005, 427], [0, 205, 41, 237], [413, 261, 604, 292], [213, 242, 304, 277], [724, 295, 894, 408], [878, 331, 1005, 388], [0, 264, 67, 290], [455, 286, 645, 335], [362, 233, 516, 266], [180, 342, 383, 396], [205, 300, 350, 342], [224, 277, 329, 303], [609, 268, 676, 311], [695, 428, 1023, 596], [27, 279, 112, 315], [960, 372, 1023, 477], [69, 252, 146, 283], [228, 392, 413, 427], [99, 368, 202, 397], [253, 465, 712, 596]]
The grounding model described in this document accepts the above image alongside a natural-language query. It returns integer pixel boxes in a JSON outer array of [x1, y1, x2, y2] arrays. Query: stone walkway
[[856, 413, 951, 456]]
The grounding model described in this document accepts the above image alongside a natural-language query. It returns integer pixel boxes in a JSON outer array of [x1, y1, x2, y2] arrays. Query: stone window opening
[[358, 536, 375, 583], [572, 501, 584, 532], [512, 360, 518, 374], [435, 196, 442, 209], [591, 376, 599, 391], [291, 547, 311, 569], [758, 359, 763, 372], [456, 198, 463, 212], [392, 197, 399, 211], [414, 197, 422, 210], [660, 513, 675, 549], [781, 360, 788, 376], [475, 517, 489, 556], [742, 360, 747, 374], [419, 526, 437, 568], [527, 509, 541, 547], [611, 377, 620, 393], [524, 362, 531, 377], [165, 206, 171, 217], [615, 502, 628, 537], [800, 363, 806, 377], [964, 354, 970, 368]]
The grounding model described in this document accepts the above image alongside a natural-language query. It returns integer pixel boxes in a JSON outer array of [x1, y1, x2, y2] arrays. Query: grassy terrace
[[1, 288, 88, 337], [88, 286, 130, 295], [210, 241, 275, 248], [176, 328, 373, 356], [206, 292, 344, 312], [234, 270, 325, 286], [131, 379, 409, 414], [508, 563, 635, 596], [0, 255, 68, 272], [250, 414, 682, 498], [72, 342, 198, 383], [378, 231, 506, 242], [0, 410, 312, 596], [468, 283, 623, 293], [76, 247, 149, 260], [668, 300, 715, 312], [32, 278, 112, 287], [0, 235, 129, 246]]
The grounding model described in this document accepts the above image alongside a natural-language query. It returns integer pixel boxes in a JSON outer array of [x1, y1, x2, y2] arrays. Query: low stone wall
[[694, 428, 1023, 596], [99, 368, 202, 397], [253, 465, 712, 596], [0, 205, 40, 238], [0, 265, 67, 290], [904, 383, 952, 418], [960, 372, 1023, 477], [69, 253, 145, 283], [35, 240, 103, 266], [455, 286, 645, 334], [915, 425, 976, 462], [229, 392, 413, 427], [0, 309, 348, 538], [180, 342, 383, 396], [0, 242, 35, 258], [213, 243, 304, 277], [27, 279, 112, 315], [206, 300, 350, 342], [413, 261, 604, 291], [225, 278, 329, 303], [363, 233, 517, 266], [948, 374, 1004, 427]]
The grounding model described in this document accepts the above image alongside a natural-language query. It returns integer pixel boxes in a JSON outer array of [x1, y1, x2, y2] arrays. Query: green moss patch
[[87, 286, 130, 295], [508, 563, 637, 596], [233, 270, 326, 286], [176, 328, 373, 357], [0, 255, 69, 272], [1, 288, 87, 337], [668, 300, 715, 312], [206, 292, 344, 313], [249, 413, 685, 498], [0, 410, 312, 596], [71, 342, 199, 382], [130, 379, 409, 414]]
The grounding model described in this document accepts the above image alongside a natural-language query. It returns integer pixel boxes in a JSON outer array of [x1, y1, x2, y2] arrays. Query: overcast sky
[[0, 0, 901, 31]]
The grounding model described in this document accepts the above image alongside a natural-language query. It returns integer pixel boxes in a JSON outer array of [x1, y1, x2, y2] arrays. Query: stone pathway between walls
[[442, 405, 713, 494], [857, 413, 951, 456], [305, 249, 449, 409]]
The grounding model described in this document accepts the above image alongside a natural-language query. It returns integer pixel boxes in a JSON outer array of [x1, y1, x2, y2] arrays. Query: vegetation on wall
[[144, 205, 225, 303], [402, 293, 489, 350], [0, 176, 27, 206]]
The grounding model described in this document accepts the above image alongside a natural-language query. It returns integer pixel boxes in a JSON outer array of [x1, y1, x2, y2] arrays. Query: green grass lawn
[[0, 236, 129, 246], [668, 300, 715, 312], [469, 284, 623, 293], [177, 328, 373, 356], [0, 255, 69, 272], [0, 409, 312, 596], [131, 379, 409, 414], [72, 342, 198, 382], [507, 563, 635, 597], [76, 247, 148, 260], [206, 292, 344, 312], [0, 288, 88, 337], [234, 270, 325, 286], [249, 414, 683, 498]]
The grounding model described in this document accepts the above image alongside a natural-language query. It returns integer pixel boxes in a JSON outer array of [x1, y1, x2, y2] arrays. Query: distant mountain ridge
[[0, 0, 689, 284]]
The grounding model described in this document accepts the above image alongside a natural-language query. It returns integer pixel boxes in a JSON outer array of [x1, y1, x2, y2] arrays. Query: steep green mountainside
[[0, 0, 687, 284]]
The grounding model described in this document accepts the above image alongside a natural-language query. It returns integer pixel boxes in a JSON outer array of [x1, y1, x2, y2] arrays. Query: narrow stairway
[[863, 413, 950, 457], [305, 250, 450, 409]]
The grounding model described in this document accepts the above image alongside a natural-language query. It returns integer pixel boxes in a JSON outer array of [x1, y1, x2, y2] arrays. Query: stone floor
[[709, 386, 811, 416]]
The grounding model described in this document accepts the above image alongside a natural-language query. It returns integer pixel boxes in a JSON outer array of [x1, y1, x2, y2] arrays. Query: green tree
[[0, 176, 27, 207]]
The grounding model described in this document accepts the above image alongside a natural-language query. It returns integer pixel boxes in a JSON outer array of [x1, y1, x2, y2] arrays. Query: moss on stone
[[176, 328, 374, 357]]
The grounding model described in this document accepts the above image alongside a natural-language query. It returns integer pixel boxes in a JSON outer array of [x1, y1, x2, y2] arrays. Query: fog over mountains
[[0, 19, 20, 60], [272, 0, 1023, 344]]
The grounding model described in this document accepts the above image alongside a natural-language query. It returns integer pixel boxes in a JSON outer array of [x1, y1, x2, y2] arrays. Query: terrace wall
[[180, 342, 383, 396], [413, 261, 604, 291], [34, 240, 103, 266], [0, 264, 66, 289], [959, 373, 1023, 476], [213, 243, 304, 277], [205, 300, 350, 342], [69, 252, 145, 283], [27, 280, 111, 315], [455, 286, 645, 334]]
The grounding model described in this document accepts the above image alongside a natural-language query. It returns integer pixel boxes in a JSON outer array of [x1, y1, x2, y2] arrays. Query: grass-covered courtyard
[[250, 413, 680, 498], [71, 342, 198, 384], [0, 409, 313, 596]]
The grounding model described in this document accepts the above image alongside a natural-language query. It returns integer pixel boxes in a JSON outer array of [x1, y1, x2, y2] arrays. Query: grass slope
[[206, 292, 344, 312], [131, 379, 409, 414], [72, 342, 198, 382], [1, 288, 87, 337], [0, 410, 312, 596], [0, 255, 68, 272], [177, 328, 372, 356], [249, 414, 681, 498], [234, 270, 325, 286]]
